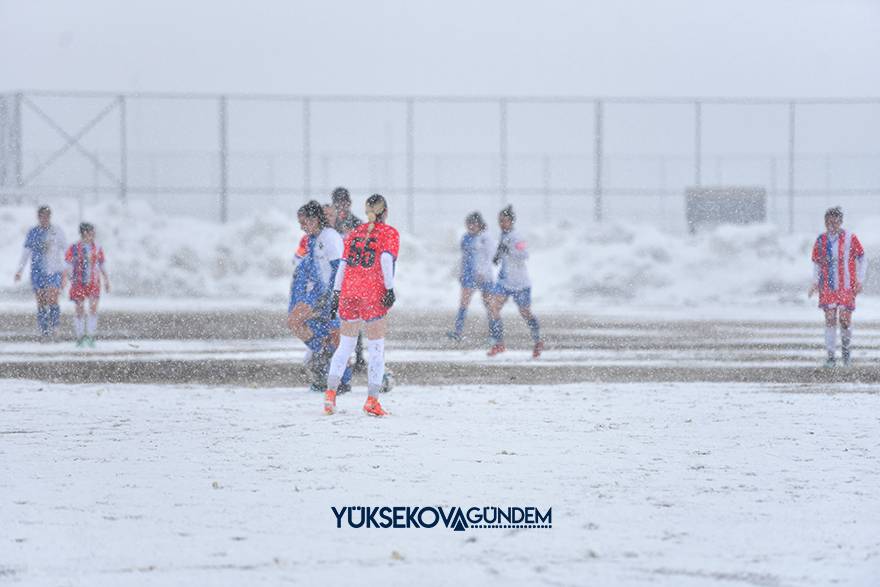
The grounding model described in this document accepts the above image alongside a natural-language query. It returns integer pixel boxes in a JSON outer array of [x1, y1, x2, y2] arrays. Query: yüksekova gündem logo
[[332, 506, 552, 532]]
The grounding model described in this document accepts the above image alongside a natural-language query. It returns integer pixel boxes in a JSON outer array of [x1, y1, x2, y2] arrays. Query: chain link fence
[[1, 92, 878, 233]]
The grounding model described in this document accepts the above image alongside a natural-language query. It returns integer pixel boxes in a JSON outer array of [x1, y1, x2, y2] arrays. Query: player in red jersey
[[323, 194, 399, 416], [808, 206, 866, 367], [65, 222, 110, 347]]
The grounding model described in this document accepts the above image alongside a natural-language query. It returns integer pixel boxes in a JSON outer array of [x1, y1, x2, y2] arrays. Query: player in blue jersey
[[287, 200, 353, 392], [447, 211, 495, 342], [486, 205, 543, 358], [14, 205, 68, 339]]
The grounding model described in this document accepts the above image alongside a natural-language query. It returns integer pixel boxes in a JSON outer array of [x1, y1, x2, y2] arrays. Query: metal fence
[[1, 91, 878, 233]]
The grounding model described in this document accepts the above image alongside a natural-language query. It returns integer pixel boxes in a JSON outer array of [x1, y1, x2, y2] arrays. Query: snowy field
[[2, 379, 879, 586]]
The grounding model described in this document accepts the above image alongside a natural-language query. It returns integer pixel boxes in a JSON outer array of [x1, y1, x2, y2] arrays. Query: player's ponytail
[[365, 194, 388, 234], [298, 200, 329, 228]]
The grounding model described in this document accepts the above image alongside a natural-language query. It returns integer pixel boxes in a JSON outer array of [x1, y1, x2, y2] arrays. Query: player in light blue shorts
[[486, 205, 543, 358], [447, 212, 495, 342], [14, 205, 67, 338]]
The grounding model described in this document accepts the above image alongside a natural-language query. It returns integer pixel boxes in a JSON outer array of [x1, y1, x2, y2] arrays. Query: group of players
[[12, 199, 869, 415], [14, 205, 110, 347], [285, 188, 399, 416]]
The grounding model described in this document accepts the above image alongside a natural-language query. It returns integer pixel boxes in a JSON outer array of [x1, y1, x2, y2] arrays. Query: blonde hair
[[365, 194, 387, 234]]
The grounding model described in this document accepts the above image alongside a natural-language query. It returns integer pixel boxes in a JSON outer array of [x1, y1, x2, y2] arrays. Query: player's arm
[[808, 262, 820, 297], [99, 251, 111, 293], [14, 246, 30, 281], [808, 239, 821, 296], [380, 251, 395, 307]]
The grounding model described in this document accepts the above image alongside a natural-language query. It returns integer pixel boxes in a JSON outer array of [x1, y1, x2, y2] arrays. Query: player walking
[[486, 205, 544, 358], [809, 206, 866, 367], [447, 211, 495, 342], [323, 194, 399, 417], [14, 205, 67, 339], [287, 201, 350, 390], [65, 222, 110, 347]]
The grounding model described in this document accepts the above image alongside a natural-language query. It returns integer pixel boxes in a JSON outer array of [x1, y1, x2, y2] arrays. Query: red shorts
[[338, 294, 388, 322], [70, 284, 101, 301], [818, 288, 856, 310]]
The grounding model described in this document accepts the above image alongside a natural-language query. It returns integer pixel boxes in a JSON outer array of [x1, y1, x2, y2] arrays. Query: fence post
[[302, 98, 311, 202], [543, 154, 551, 224], [787, 101, 796, 234], [594, 100, 603, 222], [694, 101, 702, 187], [13, 92, 23, 189], [499, 99, 508, 206], [118, 95, 127, 203], [219, 96, 228, 223], [406, 98, 415, 233]]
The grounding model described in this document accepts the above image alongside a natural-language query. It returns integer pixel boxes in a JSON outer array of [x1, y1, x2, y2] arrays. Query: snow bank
[[2, 199, 877, 311]]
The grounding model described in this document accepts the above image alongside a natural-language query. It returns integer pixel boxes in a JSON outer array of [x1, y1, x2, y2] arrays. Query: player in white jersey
[[808, 206, 866, 367], [447, 211, 495, 342], [14, 205, 68, 338], [287, 201, 346, 388], [486, 205, 543, 358]]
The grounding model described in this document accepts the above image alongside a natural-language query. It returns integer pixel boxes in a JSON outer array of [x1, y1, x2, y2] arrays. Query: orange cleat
[[324, 390, 337, 415], [532, 340, 544, 358], [487, 343, 506, 357], [363, 396, 388, 417]]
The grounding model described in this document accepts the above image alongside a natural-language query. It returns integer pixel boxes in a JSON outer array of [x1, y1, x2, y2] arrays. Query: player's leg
[[86, 296, 100, 346], [34, 286, 50, 338], [353, 332, 367, 373], [73, 299, 86, 345], [324, 317, 360, 414], [487, 290, 508, 356], [514, 289, 543, 358], [839, 308, 854, 365], [288, 302, 323, 354], [44, 274, 62, 335], [823, 307, 838, 366], [448, 287, 475, 341], [363, 317, 389, 416]]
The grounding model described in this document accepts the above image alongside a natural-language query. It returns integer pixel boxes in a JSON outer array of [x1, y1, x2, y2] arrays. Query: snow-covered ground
[[2, 380, 879, 586], [2, 199, 879, 313]]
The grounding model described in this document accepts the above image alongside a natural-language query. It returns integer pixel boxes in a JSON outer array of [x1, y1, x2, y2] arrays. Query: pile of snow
[[2, 199, 878, 311]]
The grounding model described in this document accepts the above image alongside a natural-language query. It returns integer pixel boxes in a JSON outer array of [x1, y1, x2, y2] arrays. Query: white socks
[[74, 316, 85, 339], [86, 314, 98, 336], [841, 326, 852, 352], [327, 335, 358, 390], [825, 326, 837, 355], [366, 338, 385, 398]]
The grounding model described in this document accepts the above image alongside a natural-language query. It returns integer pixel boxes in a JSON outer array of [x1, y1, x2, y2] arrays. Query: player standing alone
[[14, 205, 67, 339], [486, 205, 544, 358], [809, 206, 866, 367], [65, 222, 110, 347], [324, 194, 399, 417]]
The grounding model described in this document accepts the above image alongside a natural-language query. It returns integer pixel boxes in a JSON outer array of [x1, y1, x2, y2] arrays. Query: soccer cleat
[[323, 390, 337, 415], [823, 355, 837, 369], [532, 340, 544, 359], [841, 349, 852, 367], [76, 336, 86, 348], [336, 381, 352, 395], [487, 343, 506, 357], [363, 396, 388, 417], [86, 336, 96, 348]]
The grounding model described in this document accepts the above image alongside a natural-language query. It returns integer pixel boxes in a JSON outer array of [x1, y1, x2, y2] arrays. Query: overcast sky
[[2, 0, 879, 97]]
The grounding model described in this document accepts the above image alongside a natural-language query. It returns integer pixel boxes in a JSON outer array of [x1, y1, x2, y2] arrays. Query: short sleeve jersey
[[340, 222, 399, 299], [65, 242, 106, 288]]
